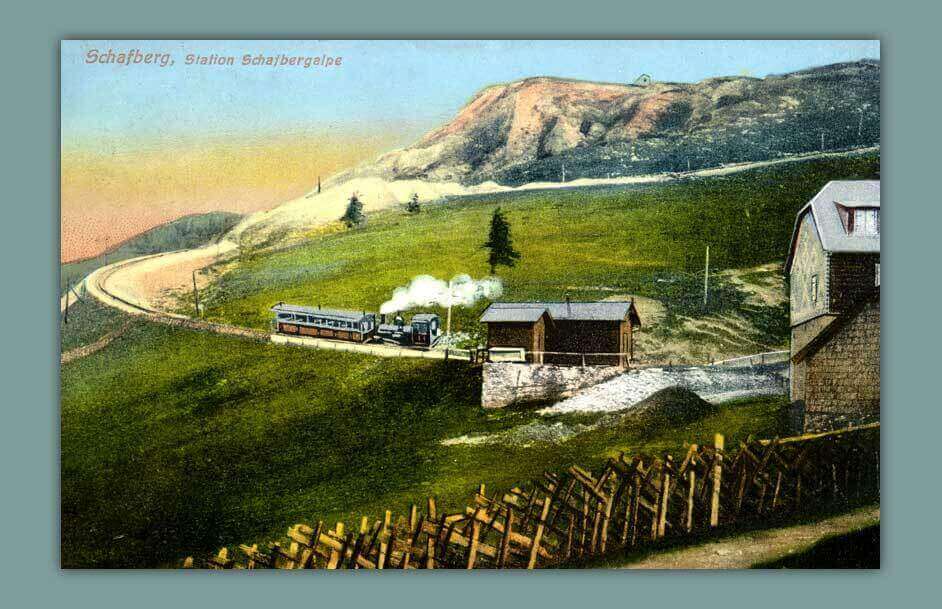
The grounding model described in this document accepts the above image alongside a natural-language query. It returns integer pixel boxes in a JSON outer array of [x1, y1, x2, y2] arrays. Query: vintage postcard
[[60, 40, 880, 569]]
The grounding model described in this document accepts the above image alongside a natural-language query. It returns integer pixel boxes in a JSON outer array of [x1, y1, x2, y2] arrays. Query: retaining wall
[[481, 362, 623, 409]]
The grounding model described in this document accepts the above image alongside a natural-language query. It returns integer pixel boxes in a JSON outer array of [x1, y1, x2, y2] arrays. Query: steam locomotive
[[271, 302, 441, 347]]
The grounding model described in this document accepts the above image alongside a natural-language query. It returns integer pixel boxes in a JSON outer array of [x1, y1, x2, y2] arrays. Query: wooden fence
[[183, 422, 879, 570]]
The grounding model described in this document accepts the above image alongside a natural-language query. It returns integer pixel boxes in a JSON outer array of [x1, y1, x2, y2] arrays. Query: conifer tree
[[341, 193, 365, 227], [483, 207, 521, 274]]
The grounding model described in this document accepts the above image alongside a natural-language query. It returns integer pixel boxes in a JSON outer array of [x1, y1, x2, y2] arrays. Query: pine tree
[[341, 193, 365, 227], [406, 193, 421, 214], [483, 207, 521, 274]]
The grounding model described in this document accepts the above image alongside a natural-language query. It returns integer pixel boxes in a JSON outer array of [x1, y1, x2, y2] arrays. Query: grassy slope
[[201, 154, 879, 357], [61, 154, 877, 567], [61, 211, 241, 292], [60, 297, 132, 352], [61, 319, 786, 568]]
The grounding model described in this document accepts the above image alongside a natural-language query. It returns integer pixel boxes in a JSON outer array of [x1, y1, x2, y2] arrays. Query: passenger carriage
[[271, 302, 377, 343]]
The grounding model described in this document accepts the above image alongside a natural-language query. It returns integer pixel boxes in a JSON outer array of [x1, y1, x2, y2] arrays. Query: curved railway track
[[85, 252, 269, 342]]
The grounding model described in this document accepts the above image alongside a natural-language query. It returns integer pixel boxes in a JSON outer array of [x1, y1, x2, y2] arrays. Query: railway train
[[271, 302, 441, 347]]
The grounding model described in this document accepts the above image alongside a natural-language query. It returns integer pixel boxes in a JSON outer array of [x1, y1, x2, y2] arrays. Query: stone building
[[479, 299, 641, 367], [784, 180, 880, 431]]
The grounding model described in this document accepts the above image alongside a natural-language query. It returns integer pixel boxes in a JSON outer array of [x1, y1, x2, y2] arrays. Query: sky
[[60, 40, 879, 261], [62, 40, 879, 149]]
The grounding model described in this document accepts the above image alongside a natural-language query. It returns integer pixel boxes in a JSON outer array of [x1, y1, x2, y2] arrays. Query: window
[[838, 204, 880, 235], [811, 274, 819, 303], [845, 207, 879, 235], [855, 208, 880, 235]]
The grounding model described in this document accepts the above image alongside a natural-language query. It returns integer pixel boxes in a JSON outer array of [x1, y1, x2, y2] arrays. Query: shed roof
[[480, 301, 640, 325], [271, 302, 372, 323], [786, 180, 880, 272], [480, 305, 549, 323]]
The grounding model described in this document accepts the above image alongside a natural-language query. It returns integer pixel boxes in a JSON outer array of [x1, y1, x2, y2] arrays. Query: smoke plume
[[379, 274, 503, 314]]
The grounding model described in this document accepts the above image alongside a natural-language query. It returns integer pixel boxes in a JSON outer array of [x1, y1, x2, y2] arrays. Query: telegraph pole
[[63, 281, 70, 324], [445, 278, 453, 340], [192, 270, 201, 318], [703, 245, 710, 309]]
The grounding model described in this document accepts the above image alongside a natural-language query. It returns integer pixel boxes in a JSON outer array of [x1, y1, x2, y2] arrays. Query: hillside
[[340, 60, 879, 186], [61, 316, 786, 567], [199, 153, 879, 363]]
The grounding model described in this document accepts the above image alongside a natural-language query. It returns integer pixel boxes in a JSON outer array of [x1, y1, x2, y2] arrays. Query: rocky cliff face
[[345, 60, 879, 186]]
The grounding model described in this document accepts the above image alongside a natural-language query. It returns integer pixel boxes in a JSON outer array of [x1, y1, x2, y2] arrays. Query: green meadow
[[61, 319, 786, 568]]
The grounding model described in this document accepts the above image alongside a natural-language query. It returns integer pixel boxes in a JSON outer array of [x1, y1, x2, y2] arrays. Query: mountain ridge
[[336, 60, 879, 186]]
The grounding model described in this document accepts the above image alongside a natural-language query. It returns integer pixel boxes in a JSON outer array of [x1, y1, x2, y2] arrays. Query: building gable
[[790, 213, 829, 325]]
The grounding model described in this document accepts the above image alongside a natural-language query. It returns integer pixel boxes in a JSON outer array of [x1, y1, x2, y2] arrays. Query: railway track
[[84, 253, 269, 342], [83, 252, 452, 354]]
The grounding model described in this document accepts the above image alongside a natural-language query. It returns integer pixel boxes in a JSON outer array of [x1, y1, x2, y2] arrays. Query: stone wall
[[481, 362, 623, 409], [801, 298, 880, 431]]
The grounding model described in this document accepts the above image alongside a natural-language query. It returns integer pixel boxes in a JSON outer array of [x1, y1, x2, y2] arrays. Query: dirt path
[[620, 505, 879, 569]]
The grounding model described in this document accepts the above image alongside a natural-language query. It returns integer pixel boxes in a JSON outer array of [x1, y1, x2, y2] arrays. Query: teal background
[[0, 0, 933, 606]]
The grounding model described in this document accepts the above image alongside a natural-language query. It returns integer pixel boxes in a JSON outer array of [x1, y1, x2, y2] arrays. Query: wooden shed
[[479, 299, 641, 367]]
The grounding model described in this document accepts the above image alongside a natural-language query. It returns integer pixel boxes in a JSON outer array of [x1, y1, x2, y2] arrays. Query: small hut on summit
[[479, 298, 641, 367]]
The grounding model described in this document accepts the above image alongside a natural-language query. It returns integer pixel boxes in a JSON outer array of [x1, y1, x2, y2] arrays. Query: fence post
[[629, 472, 642, 545], [685, 447, 697, 533], [656, 455, 672, 538], [326, 522, 344, 569], [527, 493, 553, 569], [710, 434, 724, 528], [498, 507, 514, 568], [465, 518, 480, 569], [425, 497, 437, 569]]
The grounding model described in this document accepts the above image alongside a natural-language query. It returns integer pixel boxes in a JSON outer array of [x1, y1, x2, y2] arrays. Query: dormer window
[[852, 208, 880, 235], [836, 203, 880, 236]]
